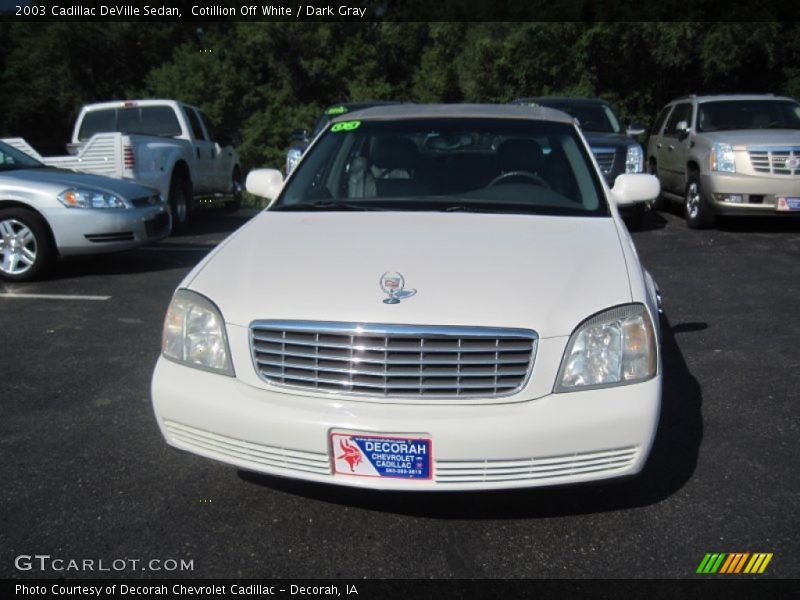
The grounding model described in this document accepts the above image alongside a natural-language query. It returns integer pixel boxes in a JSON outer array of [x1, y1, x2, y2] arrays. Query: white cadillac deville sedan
[[152, 104, 663, 491]]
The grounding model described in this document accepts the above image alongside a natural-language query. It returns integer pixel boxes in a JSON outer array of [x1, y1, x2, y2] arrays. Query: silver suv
[[647, 94, 800, 228]]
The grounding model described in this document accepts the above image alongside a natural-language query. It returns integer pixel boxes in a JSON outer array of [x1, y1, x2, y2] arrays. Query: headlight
[[556, 304, 656, 392], [162, 289, 234, 376], [57, 188, 128, 209], [625, 144, 644, 173], [710, 143, 736, 173], [285, 148, 303, 175]]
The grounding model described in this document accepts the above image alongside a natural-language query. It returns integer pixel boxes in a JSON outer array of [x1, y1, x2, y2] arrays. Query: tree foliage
[[1, 22, 798, 168]]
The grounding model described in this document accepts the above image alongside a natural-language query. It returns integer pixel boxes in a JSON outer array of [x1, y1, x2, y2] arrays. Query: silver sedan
[[0, 140, 171, 281]]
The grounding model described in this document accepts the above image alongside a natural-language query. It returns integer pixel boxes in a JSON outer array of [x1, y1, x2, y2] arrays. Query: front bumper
[[151, 357, 661, 491], [702, 172, 800, 215], [44, 204, 171, 256]]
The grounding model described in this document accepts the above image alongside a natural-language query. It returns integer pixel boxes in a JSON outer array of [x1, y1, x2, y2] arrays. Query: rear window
[[78, 106, 182, 140]]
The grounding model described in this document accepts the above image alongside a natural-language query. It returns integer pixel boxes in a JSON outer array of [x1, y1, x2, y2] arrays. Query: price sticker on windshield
[[330, 120, 361, 132]]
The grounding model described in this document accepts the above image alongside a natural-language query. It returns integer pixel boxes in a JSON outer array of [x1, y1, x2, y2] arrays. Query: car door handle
[[668, 145, 675, 151], [656, 143, 663, 149], [196, 147, 201, 159]]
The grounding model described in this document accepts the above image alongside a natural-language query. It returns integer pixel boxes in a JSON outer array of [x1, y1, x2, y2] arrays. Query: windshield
[[311, 114, 332, 138], [537, 103, 622, 134], [0, 141, 45, 171], [697, 100, 800, 132], [273, 117, 608, 217], [311, 104, 395, 138]]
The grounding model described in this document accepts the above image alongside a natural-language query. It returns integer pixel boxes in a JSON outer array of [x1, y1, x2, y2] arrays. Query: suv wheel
[[648, 159, 665, 211], [685, 175, 715, 229]]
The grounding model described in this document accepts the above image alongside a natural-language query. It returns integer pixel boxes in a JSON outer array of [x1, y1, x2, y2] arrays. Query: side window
[[186, 109, 207, 141], [650, 106, 671, 137], [199, 112, 218, 141], [0, 147, 17, 165], [663, 103, 693, 137]]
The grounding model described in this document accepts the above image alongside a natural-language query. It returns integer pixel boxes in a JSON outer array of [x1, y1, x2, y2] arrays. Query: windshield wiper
[[441, 205, 497, 213], [271, 201, 388, 212]]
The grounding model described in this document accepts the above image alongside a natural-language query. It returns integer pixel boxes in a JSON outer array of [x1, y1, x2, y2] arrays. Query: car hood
[[0, 168, 156, 198], [189, 212, 632, 338], [582, 131, 635, 149], [701, 130, 800, 147]]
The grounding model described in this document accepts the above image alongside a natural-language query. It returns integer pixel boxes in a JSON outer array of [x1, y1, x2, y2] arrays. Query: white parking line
[[0, 293, 111, 301]]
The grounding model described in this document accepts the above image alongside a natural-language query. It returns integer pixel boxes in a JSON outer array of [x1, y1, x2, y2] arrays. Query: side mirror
[[626, 122, 646, 136], [292, 128, 309, 142], [610, 174, 660, 206], [246, 168, 284, 201], [675, 120, 690, 140]]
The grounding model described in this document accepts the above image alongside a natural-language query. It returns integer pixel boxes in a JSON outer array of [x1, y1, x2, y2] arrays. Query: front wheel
[[648, 159, 666, 212], [685, 175, 715, 229], [0, 208, 53, 281]]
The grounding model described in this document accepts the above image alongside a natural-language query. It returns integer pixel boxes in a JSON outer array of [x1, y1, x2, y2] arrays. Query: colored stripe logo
[[696, 553, 773, 574]]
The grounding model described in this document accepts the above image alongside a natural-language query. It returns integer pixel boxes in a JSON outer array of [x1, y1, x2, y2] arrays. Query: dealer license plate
[[776, 197, 800, 211], [330, 432, 432, 480]]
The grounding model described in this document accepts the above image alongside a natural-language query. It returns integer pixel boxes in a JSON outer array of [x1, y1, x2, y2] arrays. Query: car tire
[[648, 159, 666, 212], [224, 167, 243, 213], [169, 175, 193, 234], [0, 207, 54, 282], [684, 173, 715, 229]]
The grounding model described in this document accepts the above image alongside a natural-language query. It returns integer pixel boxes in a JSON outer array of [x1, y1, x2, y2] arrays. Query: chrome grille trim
[[591, 147, 617, 174], [747, 146, 800, 176], [435, 446, 639, 483], [250, 321, 538, 400]]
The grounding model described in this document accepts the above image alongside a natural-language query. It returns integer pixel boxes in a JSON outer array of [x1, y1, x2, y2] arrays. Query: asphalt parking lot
[[2, 207, 798, 579]]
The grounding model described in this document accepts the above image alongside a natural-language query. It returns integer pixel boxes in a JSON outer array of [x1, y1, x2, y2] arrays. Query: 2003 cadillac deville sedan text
[[151, 104, 663, 490]]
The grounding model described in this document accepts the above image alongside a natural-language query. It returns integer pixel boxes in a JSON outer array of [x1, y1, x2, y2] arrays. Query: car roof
[[326, 101, 402, 110], [332, 103, 574, 124], [514, 96, 611, 107], [668, 94, 797, 104], [81, 99, 195, 111]]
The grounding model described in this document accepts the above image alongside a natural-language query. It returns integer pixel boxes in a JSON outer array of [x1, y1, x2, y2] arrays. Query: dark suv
[[514, 97, 647, 227]]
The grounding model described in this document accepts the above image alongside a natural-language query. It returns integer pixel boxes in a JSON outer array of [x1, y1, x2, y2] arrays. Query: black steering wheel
[[488, 171, 551, 189]]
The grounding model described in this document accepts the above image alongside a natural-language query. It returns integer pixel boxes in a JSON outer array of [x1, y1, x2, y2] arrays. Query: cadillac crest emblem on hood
[[380, 271, 416, 304]]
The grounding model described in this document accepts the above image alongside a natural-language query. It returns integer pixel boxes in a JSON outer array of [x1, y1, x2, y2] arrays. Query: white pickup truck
[[2, 99, 242, 231]]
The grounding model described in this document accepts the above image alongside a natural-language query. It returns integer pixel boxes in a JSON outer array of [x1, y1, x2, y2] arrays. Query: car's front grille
[[250, 321, 537, 400], [591, 147, 617, 175], [748, 147, 800, 176]]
